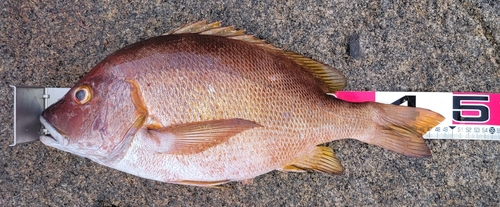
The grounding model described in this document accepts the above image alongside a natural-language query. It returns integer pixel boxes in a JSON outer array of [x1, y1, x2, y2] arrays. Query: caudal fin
[[359, 103, 444, 158]]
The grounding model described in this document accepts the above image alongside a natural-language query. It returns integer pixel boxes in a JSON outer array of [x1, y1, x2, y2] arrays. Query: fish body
[[40, 21, 444, 186]]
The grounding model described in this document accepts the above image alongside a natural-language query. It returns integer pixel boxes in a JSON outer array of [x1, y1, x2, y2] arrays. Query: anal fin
[[282, 146, 344, 174]]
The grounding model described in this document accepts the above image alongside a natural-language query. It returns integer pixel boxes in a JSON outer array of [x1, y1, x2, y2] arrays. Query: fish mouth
[[39, 116, 69, 147]]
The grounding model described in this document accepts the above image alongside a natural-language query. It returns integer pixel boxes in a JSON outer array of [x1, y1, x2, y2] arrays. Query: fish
[[39, 21, 444, 187]]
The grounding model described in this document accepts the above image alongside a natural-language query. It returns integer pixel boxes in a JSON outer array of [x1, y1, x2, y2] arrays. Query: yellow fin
[[282, 146, 344, 174], [164, 21, 346, 92], [281, 165, 307, 173], [285, 52, 347, 92], [199, 26, 246, 36], [148, 118, 261, 155], [164, 21, 280, 51], [164, 21, 222, 35]]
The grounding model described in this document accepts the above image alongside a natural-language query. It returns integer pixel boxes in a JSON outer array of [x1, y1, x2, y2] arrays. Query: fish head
[[40, 62, 141, 162]]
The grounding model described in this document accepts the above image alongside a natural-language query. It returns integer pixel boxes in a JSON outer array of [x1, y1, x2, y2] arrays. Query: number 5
[[452, 95, 489, 123]]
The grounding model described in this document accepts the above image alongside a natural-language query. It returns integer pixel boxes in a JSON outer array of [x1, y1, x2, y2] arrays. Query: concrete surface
[[1, 0, 499, 206]]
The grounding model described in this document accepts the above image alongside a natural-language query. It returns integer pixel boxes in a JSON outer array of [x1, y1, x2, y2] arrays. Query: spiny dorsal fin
[[165, 21, 347, 92], [165, 21, 280, 52], [164, 21, 222, 35]]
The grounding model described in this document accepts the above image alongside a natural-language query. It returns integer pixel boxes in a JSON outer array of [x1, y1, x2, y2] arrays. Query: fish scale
[[39, 21, 444, 186], [123, 39, 376, 180], [134, 63, 330, 181]]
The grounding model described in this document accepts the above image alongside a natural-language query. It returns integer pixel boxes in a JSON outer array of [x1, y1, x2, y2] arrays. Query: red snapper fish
[[40, 21, 444, 186]]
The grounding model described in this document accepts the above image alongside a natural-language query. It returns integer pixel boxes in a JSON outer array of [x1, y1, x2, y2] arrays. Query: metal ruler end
[[9, 86, 69, 146]]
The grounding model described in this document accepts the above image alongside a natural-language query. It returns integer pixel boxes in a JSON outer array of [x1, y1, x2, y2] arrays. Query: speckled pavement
[[1, 0, 499, 206]]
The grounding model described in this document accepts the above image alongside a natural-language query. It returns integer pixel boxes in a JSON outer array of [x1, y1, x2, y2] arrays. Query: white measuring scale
[[9, 86, 500, 146]]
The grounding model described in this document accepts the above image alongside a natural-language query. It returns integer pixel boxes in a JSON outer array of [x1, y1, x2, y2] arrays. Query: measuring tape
[[335, 91, 500, 140], [9, 86, 500, 146]]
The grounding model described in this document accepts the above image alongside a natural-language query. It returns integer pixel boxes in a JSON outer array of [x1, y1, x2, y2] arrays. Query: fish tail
[[355, 103, 444, 158]]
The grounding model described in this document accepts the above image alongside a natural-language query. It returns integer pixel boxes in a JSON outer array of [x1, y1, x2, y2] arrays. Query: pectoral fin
[[148, 118, 261, 155], [282, 146, 344, 174]]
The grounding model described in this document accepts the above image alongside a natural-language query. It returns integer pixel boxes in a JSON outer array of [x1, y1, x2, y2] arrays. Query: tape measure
[[9, 86, 500, 146], [335, 91, 500, 140]]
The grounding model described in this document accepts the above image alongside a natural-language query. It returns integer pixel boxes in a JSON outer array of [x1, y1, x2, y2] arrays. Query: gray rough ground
[[1, 0, 499, 206]]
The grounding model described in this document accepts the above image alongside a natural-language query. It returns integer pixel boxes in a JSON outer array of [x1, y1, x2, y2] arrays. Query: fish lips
[[39, 116, 69, 148]]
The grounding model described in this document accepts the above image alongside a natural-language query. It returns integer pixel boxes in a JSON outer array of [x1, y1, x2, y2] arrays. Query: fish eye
[[73, 85, 92, 105]]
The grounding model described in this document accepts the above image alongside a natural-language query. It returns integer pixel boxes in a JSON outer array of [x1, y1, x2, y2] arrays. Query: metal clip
[[9, 85, 69, 146]]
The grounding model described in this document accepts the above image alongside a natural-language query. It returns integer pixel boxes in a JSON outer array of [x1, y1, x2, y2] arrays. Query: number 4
[[391, 95, 416, 107]]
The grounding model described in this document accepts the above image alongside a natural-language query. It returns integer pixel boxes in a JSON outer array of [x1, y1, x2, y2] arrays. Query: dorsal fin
[[164, 21, 223, 35], [165, 21, 281, 52], [164, 21, 347, 92], [285, 52, 347, 92]]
